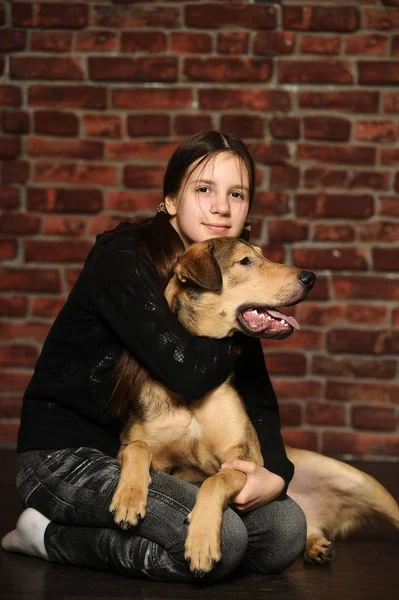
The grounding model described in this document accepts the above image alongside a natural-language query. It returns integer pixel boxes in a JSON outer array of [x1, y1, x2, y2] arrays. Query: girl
[[2, 131, 306, 583]]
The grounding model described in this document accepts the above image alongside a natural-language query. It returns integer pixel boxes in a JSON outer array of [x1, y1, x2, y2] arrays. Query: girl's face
[[165, 152, 250, 247]]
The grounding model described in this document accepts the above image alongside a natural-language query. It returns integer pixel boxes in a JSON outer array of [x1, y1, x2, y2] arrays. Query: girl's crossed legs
[[4, 447, 306, 583]]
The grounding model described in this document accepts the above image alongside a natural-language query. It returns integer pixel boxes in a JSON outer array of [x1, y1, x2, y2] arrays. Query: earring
[[156, 202, 168, 214]]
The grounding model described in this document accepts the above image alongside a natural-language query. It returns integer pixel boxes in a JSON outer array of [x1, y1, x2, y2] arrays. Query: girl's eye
[[237, 257, 252, 265], [231, 191, 244, 199], [197, 186, 210, 193]]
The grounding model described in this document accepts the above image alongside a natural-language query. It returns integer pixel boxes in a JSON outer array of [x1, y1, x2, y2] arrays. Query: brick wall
[[0, 0, 398, 459]]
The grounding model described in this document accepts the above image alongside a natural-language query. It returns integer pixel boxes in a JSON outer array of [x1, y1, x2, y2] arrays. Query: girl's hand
[[220, 460, 285, 513]]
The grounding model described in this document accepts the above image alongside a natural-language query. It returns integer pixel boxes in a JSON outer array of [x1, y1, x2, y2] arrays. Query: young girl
[[2, 131, 306, 583]]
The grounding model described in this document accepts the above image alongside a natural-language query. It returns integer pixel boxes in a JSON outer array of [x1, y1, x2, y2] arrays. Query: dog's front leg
[[110, 440, 152, 530], [184, 468, 247, 577]]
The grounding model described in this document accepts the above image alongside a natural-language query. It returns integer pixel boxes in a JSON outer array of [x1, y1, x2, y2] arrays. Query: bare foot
[[1, 508, 50, 560]]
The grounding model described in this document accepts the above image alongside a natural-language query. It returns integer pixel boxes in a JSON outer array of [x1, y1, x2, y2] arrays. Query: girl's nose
[[210, 195, 230, 215]]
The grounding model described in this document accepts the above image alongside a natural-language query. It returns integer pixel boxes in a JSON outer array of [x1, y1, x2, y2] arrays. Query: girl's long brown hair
[[109, 131, 255, 420]]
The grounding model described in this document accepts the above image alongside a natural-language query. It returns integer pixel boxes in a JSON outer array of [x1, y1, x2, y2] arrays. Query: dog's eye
[[237, 257, 252, 265]]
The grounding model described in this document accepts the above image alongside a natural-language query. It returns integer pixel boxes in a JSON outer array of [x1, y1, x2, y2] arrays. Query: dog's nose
[[298, 270, 316, 289]]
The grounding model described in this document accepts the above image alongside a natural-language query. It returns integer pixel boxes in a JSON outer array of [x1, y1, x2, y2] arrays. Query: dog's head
[[164, 237, 315, 340]]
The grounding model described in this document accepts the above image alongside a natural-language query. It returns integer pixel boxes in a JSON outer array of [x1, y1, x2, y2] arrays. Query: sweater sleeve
[[233, 333, 294, 500], [85, 238, 238, 400]]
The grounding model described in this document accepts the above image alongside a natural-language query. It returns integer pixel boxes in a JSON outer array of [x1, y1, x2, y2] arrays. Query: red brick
[[269, 166, 300, 189], [270, 117, 299, 139], [393, 308, 399, 327], [364, 7, 399, 30], [86, 214, 124, 236], [253, 31, 295, 55], [2, 110, 29, 134], [29, 85, 106, 109], [13, 2, 87, 28], [359, 221, 399, 242], [283, 6, 359, 32], [0, 268, 61, 292], [113, 88, 192, 110], [326, 381, 399, 404], [273, 380, 322, 400], [0, 57, 4, 76], [379, 196, 399, 216], [0, 137, 21, 159], [281, 430, 318, 452], [333, 276, 399, 301], [1, 160, 29, 184], [381, 147, 399, 165], [345, 305, 388, 326], [32, 297, 65, 319], [0, 396, 23, 419], [323, 431, 399, 457], [262, 330, 323, 351], [395, 173, 399, 192], [220, 115, 264, 139], [185, 4, 276, 29], [0, 321, 51, 343], [313, 224, 355, 242], [392, 35, 399, 56], [352, 406, 396, 431], [279, 404, 302, 427], [345, 34, 388, 56], [312, 355, 397, 380], [106, 140, 179, 161], [327, 329, 389, 354], [10, 56, 83, 80], [252, 192, 289, 215], [0, 29, 26, 52], [174, 115, 213, 136], [0, 86, 22, 107], [0, 213, 40, 236], [43, 216, 86, 237], [373, 248, 399, 271], [184, 58, 272, 83], [34, 110, 78, 137], [0, 187, 20, 209], [304, 168, 348, 189], [0, 345, 38, 368], [123, 165, 164, 189], [127, 115, 170, 137], [263, 353, 306, 376], [384, 332, 399, 353], [217, 32, 248, 55], [199, 89, 290, 111], [354, 120, 397, 142], [0, 370, 32, 393], [280, 60, 352, 83], [309, 277, 329, 301], [106, 191, 159, 212], [30, 31, 72, 53], [306, 402, 346, 426], [359, 61, 399, 84], [298, 144, 375, 165], [0, 240, 17, 260], [34, 163, 118, 186], [347, 171, 390, 190], [304, 116, 350, 141], [75, 30, 117, 52], [171, 32, 212, 54], [296, 194, 373, 218], [384, 92, 399, 113], [293, 248, 367, 271], [258, 244, 286, 265], [25, 240, 92, 263], [28, 137, 103, 160], [121, 31, 167, 53], [65, 268, 82, 291], [92, 4, 179, 28], [299, 91, 379, 113], [28, 187, 102, 213], [89, 57, 177, 82], [83, 115, 121, 138], [268, 219, 308, 243], [300, 35, 340, 55], [250, 142, 290, 165]]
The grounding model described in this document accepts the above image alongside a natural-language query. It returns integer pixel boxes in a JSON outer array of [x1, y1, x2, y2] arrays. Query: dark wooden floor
[[0, 449, 398, 600]]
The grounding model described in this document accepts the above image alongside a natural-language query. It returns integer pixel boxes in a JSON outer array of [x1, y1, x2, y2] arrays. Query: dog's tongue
[[267, 309, 300, 330]]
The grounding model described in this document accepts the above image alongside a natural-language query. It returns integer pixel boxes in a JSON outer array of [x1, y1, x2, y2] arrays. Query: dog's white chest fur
[[188, 416, 202, 440]]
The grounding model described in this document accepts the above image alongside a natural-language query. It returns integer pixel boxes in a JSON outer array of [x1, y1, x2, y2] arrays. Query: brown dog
[[109, 237, 399, 576]]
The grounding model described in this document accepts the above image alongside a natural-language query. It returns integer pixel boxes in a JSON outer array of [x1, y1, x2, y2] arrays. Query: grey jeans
[[16, 447, 306, 583]]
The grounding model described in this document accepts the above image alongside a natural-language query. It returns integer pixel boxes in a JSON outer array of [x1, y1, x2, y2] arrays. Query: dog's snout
[[298, 270, 316, 289]]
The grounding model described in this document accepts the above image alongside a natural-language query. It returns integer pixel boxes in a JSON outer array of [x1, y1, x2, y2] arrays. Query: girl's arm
[[233, 334, 294, 500], [86, 238, 239, 400]]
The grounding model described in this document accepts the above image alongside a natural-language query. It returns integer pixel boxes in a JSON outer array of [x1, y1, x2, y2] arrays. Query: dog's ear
[[174, 240, 222, 290]]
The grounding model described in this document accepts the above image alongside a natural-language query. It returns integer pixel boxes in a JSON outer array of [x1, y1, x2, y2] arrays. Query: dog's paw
[[109, 485, 148, 530], [305, 536, 335, 566], [184, 519, 222, 576]]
